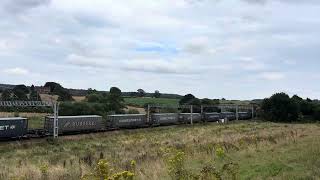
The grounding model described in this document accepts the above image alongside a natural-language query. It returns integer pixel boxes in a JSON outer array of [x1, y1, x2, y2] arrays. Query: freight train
[[0, 111, 253, 140]]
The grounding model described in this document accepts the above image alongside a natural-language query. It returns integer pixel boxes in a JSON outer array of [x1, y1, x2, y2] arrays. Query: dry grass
[[0, 121, 320, 179]]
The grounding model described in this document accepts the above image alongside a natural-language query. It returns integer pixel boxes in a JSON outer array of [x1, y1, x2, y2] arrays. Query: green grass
[[28, 116, 45, 129], [124, 97, 180, 107], [0, 121, 319, 179]]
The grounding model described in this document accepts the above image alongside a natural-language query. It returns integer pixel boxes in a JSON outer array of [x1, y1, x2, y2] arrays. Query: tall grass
[[0, 121, 319, 179]]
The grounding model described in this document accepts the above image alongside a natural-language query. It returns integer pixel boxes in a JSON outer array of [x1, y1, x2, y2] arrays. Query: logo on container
[[0, 125, 16, 131]]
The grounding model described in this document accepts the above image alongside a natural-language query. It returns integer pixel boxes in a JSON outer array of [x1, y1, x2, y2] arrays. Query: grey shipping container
[[238, 112, 252, 120], [107, 114, 147, 128], [203, 113, 221, 122], [44, 115, 104, 134], [221, 112, 236, 120], [0, 117, 28, 139], [151, 113, 179, 125], [179, 113, 201, 123]]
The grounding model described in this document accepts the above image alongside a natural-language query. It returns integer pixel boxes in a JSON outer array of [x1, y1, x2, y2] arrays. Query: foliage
[[29, 85, 41, 101], [45, 82, 73, 101], [107, 87, 125, 114], [154, 90, 161, 98], [82, 159, 135, 180], [179, 94, 196, 105], [13, 85, 29, 94], [166, 151, 189, 180], [125, 97, 179, 108], [261, 92, 300, 122], [12, 88, 28, 101], [137, 89, 146, 97], [0, 89, 12, 101], [313, 106, 320, 120]]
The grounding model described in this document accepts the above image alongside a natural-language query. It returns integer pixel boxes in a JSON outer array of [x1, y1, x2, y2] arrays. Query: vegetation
[[261, 92, 320, 122], [0, 121, 319, 179], [124, 97, 180, 108]]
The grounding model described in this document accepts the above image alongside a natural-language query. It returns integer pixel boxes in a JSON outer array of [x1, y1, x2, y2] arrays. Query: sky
[[0, 0, 320, 100]]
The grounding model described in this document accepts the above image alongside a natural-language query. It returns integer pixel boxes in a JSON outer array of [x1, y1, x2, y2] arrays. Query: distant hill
[[0, 83, 183, 99]]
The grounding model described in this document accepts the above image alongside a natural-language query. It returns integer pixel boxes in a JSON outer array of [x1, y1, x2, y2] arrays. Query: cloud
[[3, 67, 29, 75], [238, 57, 266, 71], [1, 0, 51, 14], [122, 59, 201, 74], [65, 54, 109, 68], [259, 72, 285, 80]]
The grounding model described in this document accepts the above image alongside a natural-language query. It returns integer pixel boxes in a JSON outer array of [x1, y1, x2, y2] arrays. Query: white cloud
[[3, 67, 29, 75], [259, 72, 285, 80]]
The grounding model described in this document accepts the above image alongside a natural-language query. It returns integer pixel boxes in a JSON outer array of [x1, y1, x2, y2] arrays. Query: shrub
[[261, 92, 300, 122]]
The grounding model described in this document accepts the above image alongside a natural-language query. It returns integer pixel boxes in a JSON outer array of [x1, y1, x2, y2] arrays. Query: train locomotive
[[0, 111, 253, 140]]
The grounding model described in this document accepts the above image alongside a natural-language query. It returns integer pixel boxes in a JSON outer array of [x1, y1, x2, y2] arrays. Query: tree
[[13, 85, 29, 94], [313, 106, 320, 120], [261, 92, 300, 122], [12, 85, 29, 101], [0, 90, 12, 101], [29, 85, 41, 101], [137, 89, 146, 97], [44, 82, 64, 94], [86, 93, 103, 103], [154, 90, 161, 98], [57, 89, 74, 102], [107, 87, 125, 113], [179, 94, 196, 105]]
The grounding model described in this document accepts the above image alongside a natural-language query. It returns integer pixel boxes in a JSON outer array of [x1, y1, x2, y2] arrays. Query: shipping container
[[0, 117, 28, 139], [107, 114, 147, 128], [151, 113, 179, 125], [179, 113, 202, 123], [221, 112, 236, 120], [203, 112, 221, 122], [44, 115, 104, 134], [238, 112, 252, 120]]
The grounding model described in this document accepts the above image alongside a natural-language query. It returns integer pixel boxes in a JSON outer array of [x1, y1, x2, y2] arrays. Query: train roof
[[0, 117, 27, 121], [46, 115, 102, 118], [108, 114, 146, 117]]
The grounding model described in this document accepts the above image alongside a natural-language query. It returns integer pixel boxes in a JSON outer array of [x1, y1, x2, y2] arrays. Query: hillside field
[[124, 97, 180, 107], [0, 121, 320, 180]]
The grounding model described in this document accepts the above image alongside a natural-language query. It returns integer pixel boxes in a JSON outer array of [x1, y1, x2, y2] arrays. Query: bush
[[261, 93, 300, 122], [313, 106, 320, 120]]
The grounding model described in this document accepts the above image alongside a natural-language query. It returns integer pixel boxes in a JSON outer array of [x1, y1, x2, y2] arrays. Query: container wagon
[[151, 113, 179, 125], [221, 112, 236, 121], [238, 112, 252, 120], [203, 112, 221, 122], [0, 117, 28, 139], [179, 113, 202, 123], [44, 115, 104, 135], [107, 114, 147, 128]]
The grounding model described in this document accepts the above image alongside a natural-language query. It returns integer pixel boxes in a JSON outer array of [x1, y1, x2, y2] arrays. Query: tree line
[[261, 92, 320, 122]]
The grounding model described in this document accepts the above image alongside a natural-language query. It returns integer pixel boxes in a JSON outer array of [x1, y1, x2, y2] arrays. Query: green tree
[[29, 85, 41, 101], [137, 89, 146, 97], [179, 94, 196, 105], [13, 85, 29, 94], [0, 90, 12, 101], [12, 85, 29, 101], [107, 87, 125, 113], [154, 90, 161, 98], [261, 92, 300, 122], [57, 89, 74, 101]]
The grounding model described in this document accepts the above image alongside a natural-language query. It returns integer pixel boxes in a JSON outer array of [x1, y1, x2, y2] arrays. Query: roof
[[46, 115, 102, 118], [0, 117, 27, 121], [108, 114, 146, 117]]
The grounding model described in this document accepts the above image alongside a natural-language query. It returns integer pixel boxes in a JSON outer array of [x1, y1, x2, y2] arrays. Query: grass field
[[124, 97, 180, 107], [0, 121, 319, 180]]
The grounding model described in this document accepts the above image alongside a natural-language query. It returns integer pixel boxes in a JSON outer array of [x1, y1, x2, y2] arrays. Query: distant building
[[35, 86, 51, 94]]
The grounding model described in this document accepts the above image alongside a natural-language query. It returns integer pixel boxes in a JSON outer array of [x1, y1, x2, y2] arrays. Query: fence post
[[236, 105, 239, 121], [190, 105, 193, 125]]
